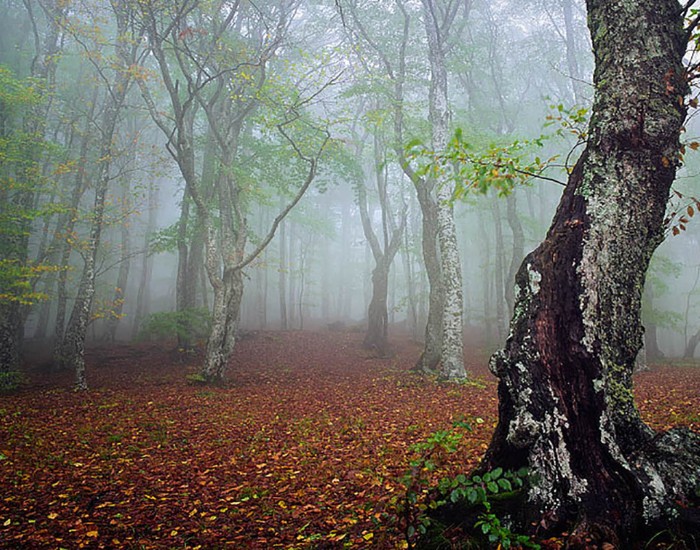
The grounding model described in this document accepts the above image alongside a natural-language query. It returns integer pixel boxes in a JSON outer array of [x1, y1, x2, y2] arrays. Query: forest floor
[[1, 331, 699, 549]]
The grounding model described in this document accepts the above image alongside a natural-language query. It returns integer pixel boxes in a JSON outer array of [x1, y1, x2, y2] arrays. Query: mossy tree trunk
[[478, 0, 700, 545]]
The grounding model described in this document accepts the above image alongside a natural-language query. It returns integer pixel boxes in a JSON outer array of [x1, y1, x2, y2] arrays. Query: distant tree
[[467, 0, 700, 545], [344, 0, 469, 378], [353, 120, 407, 354], [0, 0, 65, 373]]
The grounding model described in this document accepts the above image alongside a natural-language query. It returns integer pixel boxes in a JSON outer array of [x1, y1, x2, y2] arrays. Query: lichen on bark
[[469, 0, 700, 545]]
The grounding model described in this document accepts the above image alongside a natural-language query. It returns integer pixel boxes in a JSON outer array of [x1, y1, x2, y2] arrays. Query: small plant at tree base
[[399, 423, 539, 549], [0, 371, 24, 393]]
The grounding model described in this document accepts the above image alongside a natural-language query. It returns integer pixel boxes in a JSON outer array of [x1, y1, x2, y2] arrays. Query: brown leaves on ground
[[0, 331, 698, 549]]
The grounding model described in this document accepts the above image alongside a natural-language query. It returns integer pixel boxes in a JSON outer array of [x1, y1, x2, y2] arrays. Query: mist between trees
[[1, 0, 699, 386]]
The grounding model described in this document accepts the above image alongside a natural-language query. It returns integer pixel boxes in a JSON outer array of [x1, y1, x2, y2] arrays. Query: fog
[[2, 0, 699, 369]]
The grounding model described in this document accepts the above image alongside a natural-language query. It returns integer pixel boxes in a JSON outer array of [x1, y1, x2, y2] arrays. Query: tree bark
[[422, 0, 465, 379], [475, 0, 700, 545]]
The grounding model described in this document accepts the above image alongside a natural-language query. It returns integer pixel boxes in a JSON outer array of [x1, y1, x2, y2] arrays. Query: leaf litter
[[0, 331, 697, 548]]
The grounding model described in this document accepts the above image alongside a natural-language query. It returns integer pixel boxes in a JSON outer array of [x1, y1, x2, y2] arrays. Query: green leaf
[[497, 478, 512, 491]]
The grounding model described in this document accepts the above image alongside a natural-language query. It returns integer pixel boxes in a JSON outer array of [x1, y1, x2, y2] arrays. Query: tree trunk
[[52, 87, 96, 364], [59, 7, 139, 389], [562, 0, 584, 105], [103, 172, 132, 343], [475, 1, 700, 545], [131, 180, 157, 340], [422, 0, 465, 379], [279, 216, 288, 330], [642, 283, 664, 360], [491, 197, 506, 340], [200, 268, 243, 381], [504, 192, 524, 318], [414, 188, 443, 372], [0, 0, 62, 372], [685, 328, 700, 359], [60, 93, 126, 389]]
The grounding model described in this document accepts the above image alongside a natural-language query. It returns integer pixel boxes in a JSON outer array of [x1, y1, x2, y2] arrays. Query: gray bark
[[475, 0, 700, 544], [422, 0, 465, 379]]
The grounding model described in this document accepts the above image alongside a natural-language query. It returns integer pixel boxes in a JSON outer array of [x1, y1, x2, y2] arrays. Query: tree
[[343, 0, 468, 378], [0, 0, 64, 373], [419, 0, 466, 379], [466, 0, 700, 545], [55, 1, 145, 389], [355, 122, 407, 354], [138, 0, 331, 381]]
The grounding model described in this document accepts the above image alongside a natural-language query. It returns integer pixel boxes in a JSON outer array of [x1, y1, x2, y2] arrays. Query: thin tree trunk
[[103, 167, 132, 342], [422, 0, 465, 379], [131, 181, 157, 340], [491, 198, 506, 341], [504, 192, 525, 317], [52, 87, 96, 364], [60, 7, 139, 389], [279, 216, 288, 330]]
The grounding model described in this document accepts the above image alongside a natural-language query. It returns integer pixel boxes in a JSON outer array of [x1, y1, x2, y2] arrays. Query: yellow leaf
[[3, 518, 11, 526], [48, 512, 58, 520], [86, 530, 99, 537], [363, 532, 374, 540]]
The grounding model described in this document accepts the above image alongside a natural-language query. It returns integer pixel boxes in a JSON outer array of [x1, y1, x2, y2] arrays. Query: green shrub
[[137, 307, 211, 343]]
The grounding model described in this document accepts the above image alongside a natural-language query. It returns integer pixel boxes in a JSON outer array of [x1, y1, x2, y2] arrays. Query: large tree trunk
[[476, 0, 700, 545]]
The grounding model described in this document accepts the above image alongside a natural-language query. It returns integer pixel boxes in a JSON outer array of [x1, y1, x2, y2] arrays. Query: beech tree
[[355, 122, 407, 354], [138, 0, 332, 381], [467, 0, 700, 545]]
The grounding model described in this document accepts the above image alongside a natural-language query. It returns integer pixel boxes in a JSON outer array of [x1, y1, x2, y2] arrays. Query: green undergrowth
[[399, 422, 539, 549]]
